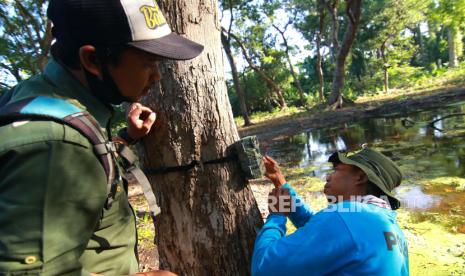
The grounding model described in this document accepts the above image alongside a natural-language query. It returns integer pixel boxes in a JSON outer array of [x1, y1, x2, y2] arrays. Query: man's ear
[[79, 45, 102, 78], [356, 171, 369, 186]]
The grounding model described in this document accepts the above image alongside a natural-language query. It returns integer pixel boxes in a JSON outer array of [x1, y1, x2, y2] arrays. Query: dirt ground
[[129, 85, 465, 271], [128, 184, 159, 271], [239, 86, 465, 144], [128, 181, 271, 271]]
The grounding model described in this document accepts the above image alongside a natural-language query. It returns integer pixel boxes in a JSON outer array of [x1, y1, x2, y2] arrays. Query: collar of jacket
[[43, 58, 114, 129], [357, 195, 392, 210]]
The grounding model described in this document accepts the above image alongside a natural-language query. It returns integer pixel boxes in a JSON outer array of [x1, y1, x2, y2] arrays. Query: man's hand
[[263, 156, 287, 188], [268, 187, 292, 216], [127, 103, 156, 140]]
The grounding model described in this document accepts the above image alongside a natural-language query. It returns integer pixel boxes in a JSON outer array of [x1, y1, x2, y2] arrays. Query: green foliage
[[110, 105, 128, 135], [0, 0, 51, 88], [234, 105, 302, 126], [428, 0, 465, 65]]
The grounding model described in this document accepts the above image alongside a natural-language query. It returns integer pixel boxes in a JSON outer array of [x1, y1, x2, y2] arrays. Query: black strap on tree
[[144, 153, 238, 175]]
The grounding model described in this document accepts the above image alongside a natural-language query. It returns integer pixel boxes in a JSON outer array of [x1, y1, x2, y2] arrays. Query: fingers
[[141, 112, 156, 133], [128, 102, 143, 116], [264, 155, 277, 165], [138, 106, 155, 118], [129, 103, 154, 120], [126, 103, 157, 139], [262, 155, 277, 166], [262, 157, 272, 168]]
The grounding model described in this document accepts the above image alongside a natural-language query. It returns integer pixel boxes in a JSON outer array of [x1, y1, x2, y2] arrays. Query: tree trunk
[[229, 32, 287, 110], [274, 87, 287, 109], [221, 31, 252, 126], [327, 0, 362, 108], [380, 40, 389, 93], [316, 0, 326, 102], [326, 0, 340, 58], [140, 1, 263, 275], [272, 23, 306, 107], [415, 24, 424, 64], [39, 20, 53, 71], [448, 27, 458, 68], [316, 32, 325, 102], [286, 52, 306, 107], [383, 67, 389, 94]]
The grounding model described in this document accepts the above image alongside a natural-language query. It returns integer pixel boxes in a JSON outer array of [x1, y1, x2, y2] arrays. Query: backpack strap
[[0, 96, 118, 208], [0, 96, 162, 214], [117, 144, 161, 216]]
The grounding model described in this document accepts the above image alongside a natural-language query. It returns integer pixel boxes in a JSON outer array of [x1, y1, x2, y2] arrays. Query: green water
[[263, 102, 465, 274], [266, 102, 465, 212]]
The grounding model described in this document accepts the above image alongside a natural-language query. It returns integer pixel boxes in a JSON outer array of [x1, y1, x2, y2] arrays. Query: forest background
[[1, 0, 465, 275], [1, 0, 465, 120]]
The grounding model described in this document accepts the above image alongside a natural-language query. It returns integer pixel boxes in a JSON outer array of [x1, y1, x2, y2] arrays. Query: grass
[[279, 165, 465, 275], [128, 194, 156, 250], [137, 212, 156, 251], [236, 63, 465, 130], [129, 156, 465, 274], [235, 106, 303, 126], [355, 63, 465, 103]]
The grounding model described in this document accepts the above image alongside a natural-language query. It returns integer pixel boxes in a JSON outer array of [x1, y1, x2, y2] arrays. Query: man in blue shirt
[[252, 148, 409, 276]]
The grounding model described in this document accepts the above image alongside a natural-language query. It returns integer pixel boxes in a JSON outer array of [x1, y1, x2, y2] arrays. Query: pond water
[[264, 102, 465, 216]]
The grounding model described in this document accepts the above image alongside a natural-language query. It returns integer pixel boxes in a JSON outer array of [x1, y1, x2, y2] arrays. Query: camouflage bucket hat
[[329, 148, 403, 208]]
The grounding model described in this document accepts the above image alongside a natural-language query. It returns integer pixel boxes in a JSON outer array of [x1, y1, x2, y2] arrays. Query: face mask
[[83, 64, 131, 106]]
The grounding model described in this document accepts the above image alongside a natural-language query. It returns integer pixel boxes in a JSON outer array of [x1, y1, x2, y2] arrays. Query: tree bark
[[448, 27, 458, 68], [316, 0, 326, 102], [272, 23, 306, 107], [380, 40, 389, 93], [326, 0, 340, 58], [415, 24, 424, 64], [229, 32, 287, 110], [221, 30, 252, 126], [316, 33, 325, 102], [39, 20, 53, 71], [140, 1, 263, 275], [327, 0, 362, 108]]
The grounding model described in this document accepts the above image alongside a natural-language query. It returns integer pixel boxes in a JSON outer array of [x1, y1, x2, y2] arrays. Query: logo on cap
[[139, 2, 167, 29]]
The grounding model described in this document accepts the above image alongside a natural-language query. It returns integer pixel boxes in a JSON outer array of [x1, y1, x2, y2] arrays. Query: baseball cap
[[329, 148, 403, 208], [47, 0, 204, 60]]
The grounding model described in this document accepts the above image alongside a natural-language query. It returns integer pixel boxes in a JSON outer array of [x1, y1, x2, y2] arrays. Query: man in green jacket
[[0, 0, 202, 275]]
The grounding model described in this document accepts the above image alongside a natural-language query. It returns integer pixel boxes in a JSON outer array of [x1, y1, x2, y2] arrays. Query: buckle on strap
[[94, 141, 118, 155], [116, 143, 137, 166]]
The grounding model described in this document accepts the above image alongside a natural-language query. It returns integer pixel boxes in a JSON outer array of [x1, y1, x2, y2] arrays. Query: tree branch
[[38, 19, 53, 70], [15, 0, 42, 45], [227, 29, 287, 108], [346, 0, 356, 26], [227, 0, 234, 43], [0, 63, 22, 83]]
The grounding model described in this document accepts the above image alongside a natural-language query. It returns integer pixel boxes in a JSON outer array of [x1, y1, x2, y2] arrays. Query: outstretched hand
[[263, 155, 287, 188], [127, 103, 157, 140]]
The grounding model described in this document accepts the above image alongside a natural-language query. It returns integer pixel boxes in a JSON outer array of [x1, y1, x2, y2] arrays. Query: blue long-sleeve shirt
[[252, 183, 409, 276]]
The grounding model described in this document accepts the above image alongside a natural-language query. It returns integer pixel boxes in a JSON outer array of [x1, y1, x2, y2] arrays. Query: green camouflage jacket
[[0, 59, 138, 275]]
